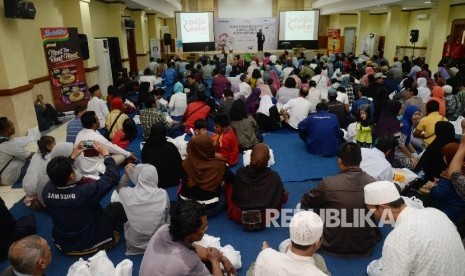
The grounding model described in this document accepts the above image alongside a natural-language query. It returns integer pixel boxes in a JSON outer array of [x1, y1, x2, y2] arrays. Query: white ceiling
[[99, 0, 182, 17], [313, 0, 465, 15]]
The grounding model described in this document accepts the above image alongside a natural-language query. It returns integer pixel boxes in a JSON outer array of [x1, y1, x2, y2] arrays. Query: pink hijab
[[361, 67, 374, 87], [268, 70, 281, 92]]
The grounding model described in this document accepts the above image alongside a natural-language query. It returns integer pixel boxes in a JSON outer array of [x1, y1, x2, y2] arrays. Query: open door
[[344, 27, 356, 55], [126, 28, 138, 74]]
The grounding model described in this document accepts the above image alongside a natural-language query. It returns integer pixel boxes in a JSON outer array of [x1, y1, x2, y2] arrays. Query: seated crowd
[[2, 49, 465, 275]]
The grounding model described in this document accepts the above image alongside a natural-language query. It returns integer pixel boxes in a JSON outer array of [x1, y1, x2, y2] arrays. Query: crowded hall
[[3, 0, 465, 275]]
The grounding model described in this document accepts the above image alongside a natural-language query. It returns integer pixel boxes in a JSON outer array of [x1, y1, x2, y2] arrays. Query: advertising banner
[[327, 29, 341, 55], [214, 18, 278, 52], [41, 27, 89, 112]]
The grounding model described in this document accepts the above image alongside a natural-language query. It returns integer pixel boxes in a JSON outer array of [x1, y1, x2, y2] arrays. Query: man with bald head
[[1, 235, 51, 276]]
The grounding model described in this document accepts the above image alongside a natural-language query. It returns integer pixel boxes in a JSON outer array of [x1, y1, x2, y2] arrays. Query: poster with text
[[214, 18, 278, 52], [327, 29, 341, 55], [41, 27, 89, 112]]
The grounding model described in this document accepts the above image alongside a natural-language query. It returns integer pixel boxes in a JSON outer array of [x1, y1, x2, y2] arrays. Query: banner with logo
[[40, 27, 89, 112], [214, 18, 278, 52], [327, 29, 341, 55]]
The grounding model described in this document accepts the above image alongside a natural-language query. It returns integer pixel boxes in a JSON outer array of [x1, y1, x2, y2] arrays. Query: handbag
[[241, 209, 265, 232], [105, 112, 124, 140]]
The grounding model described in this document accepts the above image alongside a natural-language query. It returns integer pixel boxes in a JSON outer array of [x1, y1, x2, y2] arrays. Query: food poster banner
[[41, 27, 90, 112], [327, 29, 341, 55], [214, 18, 278, 52]]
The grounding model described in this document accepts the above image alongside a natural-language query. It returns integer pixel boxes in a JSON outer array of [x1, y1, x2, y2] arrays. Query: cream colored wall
[[0, 90, 36, 136], [17, 0, 64, 80], [404, 9, 431, 47], [339, 14, 357, 31], [89, 1, 109, 38], [447, 5, 465, 36], [137, 55, 149, 71]]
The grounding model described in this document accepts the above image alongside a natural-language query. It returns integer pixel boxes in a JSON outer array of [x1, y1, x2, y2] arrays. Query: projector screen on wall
[[175, 12, 215, 50], [278, 10, 319, 49]]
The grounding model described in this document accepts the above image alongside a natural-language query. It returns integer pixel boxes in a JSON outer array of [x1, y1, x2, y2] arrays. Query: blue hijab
[[400, 105, 420, 146]]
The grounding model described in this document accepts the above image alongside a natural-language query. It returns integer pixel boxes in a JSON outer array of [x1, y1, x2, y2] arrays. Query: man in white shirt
[[252, 211, 329, 276], [360, 134, 397, 181], [74, 111, 137, 176], [364, 181, 465, 276], [280, 87, 311, 129], [139, 68, 161, 92], [235, 74, 252, 100], [86, 84, 109, 131]]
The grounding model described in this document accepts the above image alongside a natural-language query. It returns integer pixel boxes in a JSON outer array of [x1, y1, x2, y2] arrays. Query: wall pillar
[[107, 3, 128, 60], [0, 2, 36, 136], [356, 11, 370, 55], [384, 6, 402, 62], [61, 0, 97, 68], [426, 0, 450, 67]]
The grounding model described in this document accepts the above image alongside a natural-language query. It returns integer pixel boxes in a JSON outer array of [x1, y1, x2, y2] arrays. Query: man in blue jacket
[[43, 141, 127, 255], [298, 103, 343, 157]]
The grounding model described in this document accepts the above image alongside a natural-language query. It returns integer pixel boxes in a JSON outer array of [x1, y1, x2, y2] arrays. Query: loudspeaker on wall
[[410, 29, 419, 43], [78, 34, 90, 60]]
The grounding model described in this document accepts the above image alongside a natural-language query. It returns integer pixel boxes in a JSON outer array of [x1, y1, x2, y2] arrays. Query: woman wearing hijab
[[249, 68, 262, 89], [118, 164, 169, 255], [268, 70, 281, 92], [169, 80, 187, 122], [230, 99, 260, 151], [428, 86, 446, 116], [394, 105, 421, 169], [245, 88, 261, 116], [361, 67, 374, 87], [417, 77, 431, 103], [105, 97, 129, 139], [247, 60, 258, 78], [141, 123, 183, 188], [421, 143, 465, 225], [255, 78, 273, 98], [375, 100, 402, 138], [414, 121, 456, 181], [179, 134, 226, 217], [225, 143, 288, 227], [256, 95, 282, 132]]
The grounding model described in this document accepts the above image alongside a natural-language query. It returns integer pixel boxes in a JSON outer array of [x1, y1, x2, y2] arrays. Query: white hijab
[[257, 95, 274, 116], [119, 164, 169, 235]]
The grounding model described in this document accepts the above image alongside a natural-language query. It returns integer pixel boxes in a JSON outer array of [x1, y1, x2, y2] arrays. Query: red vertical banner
[[327, 29, 341, 55], [40, 27, 90, 112]]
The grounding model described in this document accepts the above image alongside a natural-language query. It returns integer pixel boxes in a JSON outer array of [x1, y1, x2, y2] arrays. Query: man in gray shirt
[[0, 117, 34, 186]]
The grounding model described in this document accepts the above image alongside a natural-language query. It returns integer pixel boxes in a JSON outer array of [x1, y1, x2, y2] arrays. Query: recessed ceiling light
[[424, 1, 431, 3]]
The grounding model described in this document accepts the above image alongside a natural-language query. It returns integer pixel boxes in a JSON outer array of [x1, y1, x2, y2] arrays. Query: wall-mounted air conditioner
[[417, 14, 429, 21]]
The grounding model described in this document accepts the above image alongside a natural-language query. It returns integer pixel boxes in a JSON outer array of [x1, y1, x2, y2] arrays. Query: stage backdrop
[[214, 18, 278, 52], [40, 27, 89, 112]]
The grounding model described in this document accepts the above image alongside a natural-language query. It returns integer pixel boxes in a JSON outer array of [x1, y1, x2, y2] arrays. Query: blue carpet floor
[[0, 128, 391, 276]]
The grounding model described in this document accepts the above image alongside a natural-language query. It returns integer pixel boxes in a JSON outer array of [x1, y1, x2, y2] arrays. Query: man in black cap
[[87, 84, 109, 131]]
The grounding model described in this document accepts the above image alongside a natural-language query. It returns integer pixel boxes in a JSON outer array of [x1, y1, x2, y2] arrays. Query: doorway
[[344, 27, 356, 55], [126, 28, 138, 74], [452, 19, 465, 44]]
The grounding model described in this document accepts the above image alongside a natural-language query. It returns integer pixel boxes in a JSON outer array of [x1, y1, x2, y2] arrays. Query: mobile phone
[[82, 140, 94, 149]]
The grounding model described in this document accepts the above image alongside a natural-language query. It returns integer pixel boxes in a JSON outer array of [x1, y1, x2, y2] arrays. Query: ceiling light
[[424, 1, 431, 3]]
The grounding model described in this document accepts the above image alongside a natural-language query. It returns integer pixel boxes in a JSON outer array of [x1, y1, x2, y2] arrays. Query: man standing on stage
[[257, 29, 265, 52]]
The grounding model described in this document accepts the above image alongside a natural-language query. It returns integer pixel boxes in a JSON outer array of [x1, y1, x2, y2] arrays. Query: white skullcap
[[364, 181, 400, 205], [442, 85, 453, 94], [289, 211, 323, 246]]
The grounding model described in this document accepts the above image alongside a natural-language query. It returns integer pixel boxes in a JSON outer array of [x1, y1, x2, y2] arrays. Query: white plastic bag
[[194, 234, 242, 270], [114, 259, 133, 276], [67, 258, 92, 276], [87, 250, 115, 276], [167, 134, 188, 160], [243, 148, 275, 167]]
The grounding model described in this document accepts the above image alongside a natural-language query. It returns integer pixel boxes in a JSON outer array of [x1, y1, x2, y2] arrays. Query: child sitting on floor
[[212, 114, 239, 167]]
